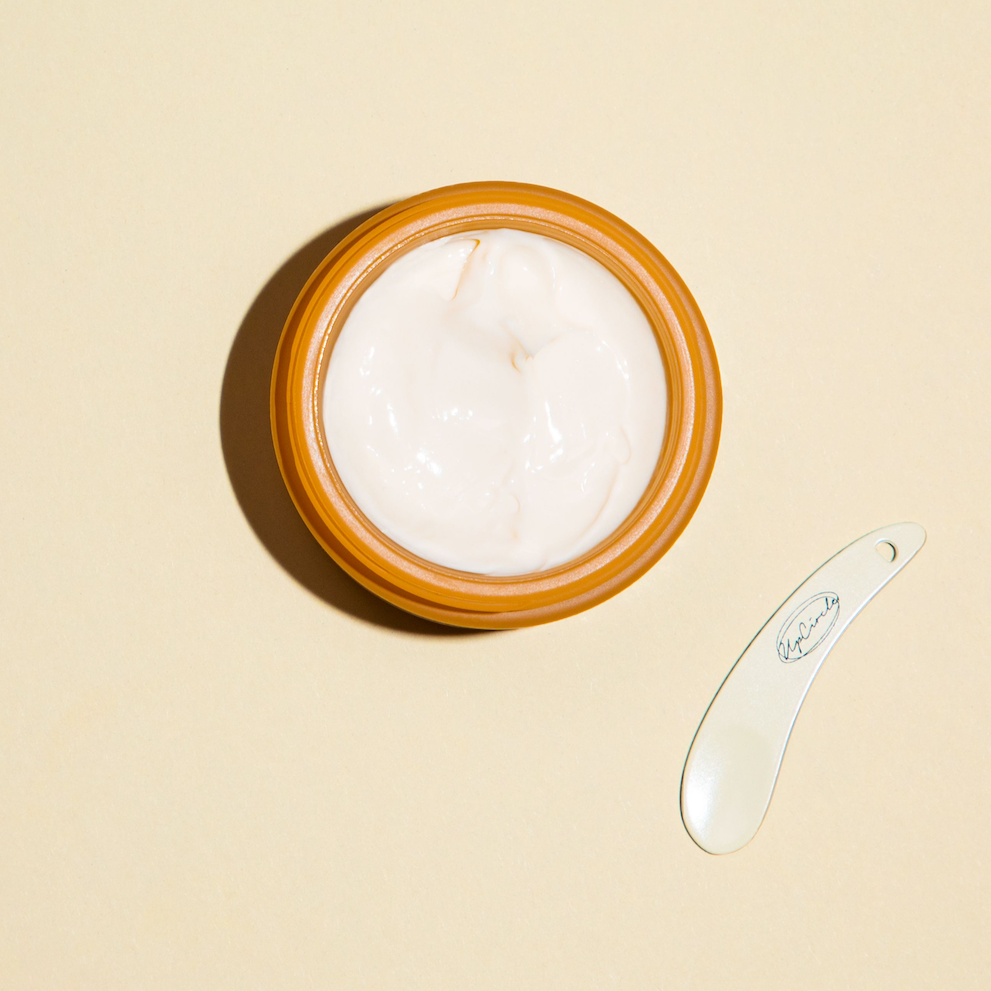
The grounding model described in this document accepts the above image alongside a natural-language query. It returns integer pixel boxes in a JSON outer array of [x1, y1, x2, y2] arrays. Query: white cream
[[322, 228, 667, 575]]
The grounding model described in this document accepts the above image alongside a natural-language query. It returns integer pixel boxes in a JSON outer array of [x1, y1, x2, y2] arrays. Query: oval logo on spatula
[[776, 592, 840, 662]]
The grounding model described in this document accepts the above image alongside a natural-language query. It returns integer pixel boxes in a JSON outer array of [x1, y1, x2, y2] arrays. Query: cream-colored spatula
[[681, 522, 926, 855]]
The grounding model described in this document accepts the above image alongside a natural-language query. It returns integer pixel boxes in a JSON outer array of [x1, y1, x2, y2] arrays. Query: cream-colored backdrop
[[2, 2, 988, 988]]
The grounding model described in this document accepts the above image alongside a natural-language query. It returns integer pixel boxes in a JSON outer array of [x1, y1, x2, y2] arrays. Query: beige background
[[2, 1, 989, 987]]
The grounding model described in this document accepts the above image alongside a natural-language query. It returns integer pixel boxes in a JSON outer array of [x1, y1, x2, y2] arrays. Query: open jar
[[271, 182, 721, 628]]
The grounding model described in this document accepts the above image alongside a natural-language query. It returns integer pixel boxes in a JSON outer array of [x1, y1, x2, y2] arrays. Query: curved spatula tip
[[681, 722, 776, 854]]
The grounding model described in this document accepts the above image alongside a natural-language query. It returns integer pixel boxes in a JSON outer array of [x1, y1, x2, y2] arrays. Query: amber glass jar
[[272, 182, 721, 628]]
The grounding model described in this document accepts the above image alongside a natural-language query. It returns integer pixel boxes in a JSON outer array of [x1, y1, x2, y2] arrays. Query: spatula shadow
[[220, 207, 490, 636]]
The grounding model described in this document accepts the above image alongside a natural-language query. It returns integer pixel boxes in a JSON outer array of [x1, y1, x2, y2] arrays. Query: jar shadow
[[220, 207, 493, 636]]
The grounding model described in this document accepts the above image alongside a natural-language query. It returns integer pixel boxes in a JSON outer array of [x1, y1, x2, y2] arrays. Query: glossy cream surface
[[322, 229, 667, 575]]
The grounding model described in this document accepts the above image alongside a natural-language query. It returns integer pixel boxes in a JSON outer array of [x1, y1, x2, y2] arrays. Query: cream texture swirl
[[322, 228, 667, 575]]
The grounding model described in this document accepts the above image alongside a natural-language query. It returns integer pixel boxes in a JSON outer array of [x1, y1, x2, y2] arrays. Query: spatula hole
[[876, 540, 896, 562]]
